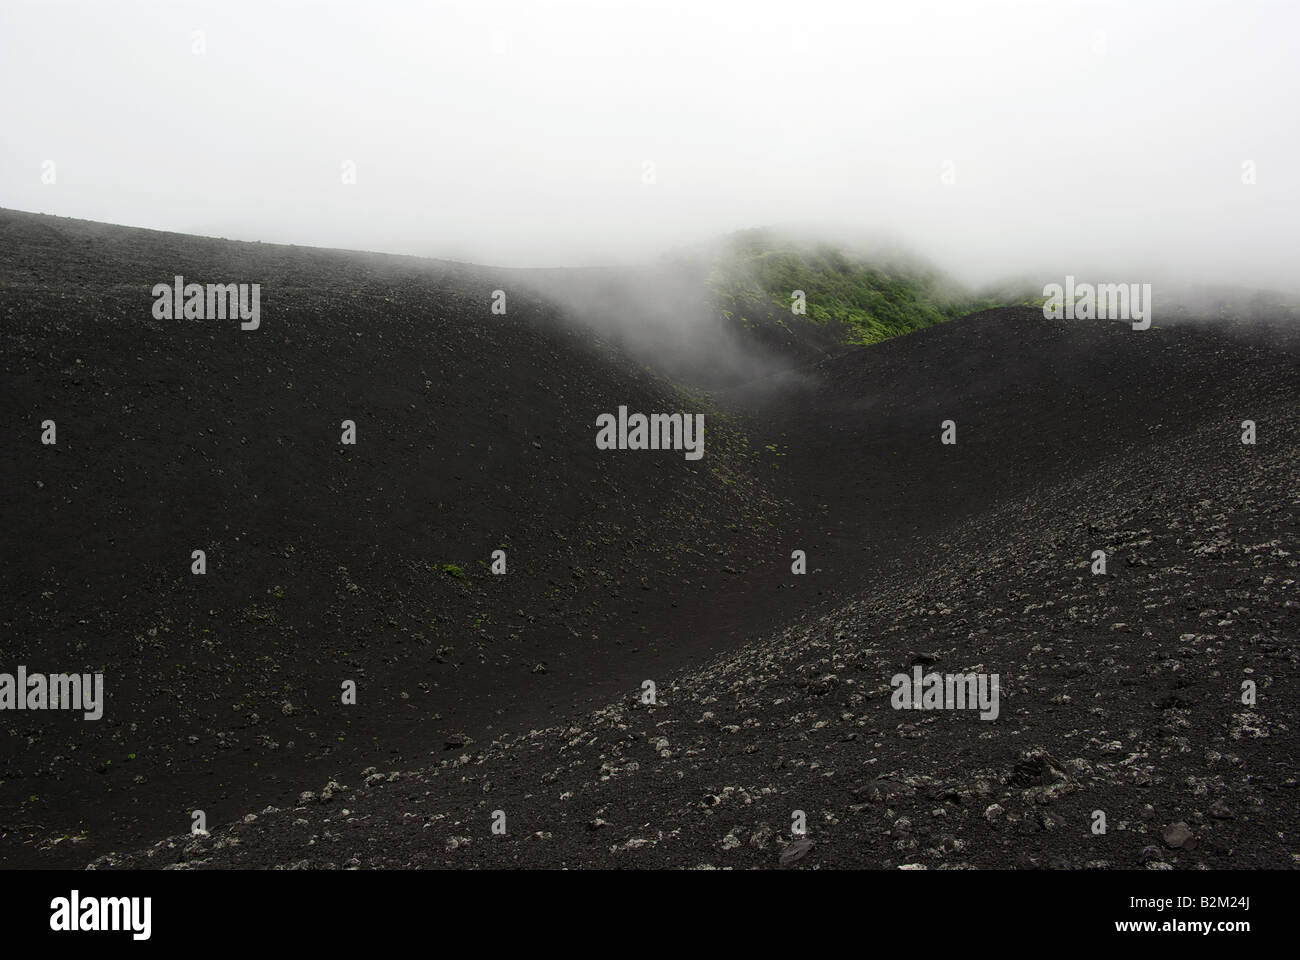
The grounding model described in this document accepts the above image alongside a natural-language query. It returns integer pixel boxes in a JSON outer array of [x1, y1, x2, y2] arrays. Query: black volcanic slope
[[0, 208, 1296, 869], [90, 399, 1300, 869]]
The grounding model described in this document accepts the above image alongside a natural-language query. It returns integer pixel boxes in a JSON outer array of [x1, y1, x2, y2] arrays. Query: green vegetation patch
[[705, 229, 1035, 347]]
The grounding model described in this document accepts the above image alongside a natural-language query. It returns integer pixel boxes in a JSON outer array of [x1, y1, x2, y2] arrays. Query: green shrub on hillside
[[706, 230, 1026, 346]]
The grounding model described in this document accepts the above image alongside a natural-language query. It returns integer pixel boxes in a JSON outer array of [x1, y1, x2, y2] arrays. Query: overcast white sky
[[2, 0, 1297, 286]]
